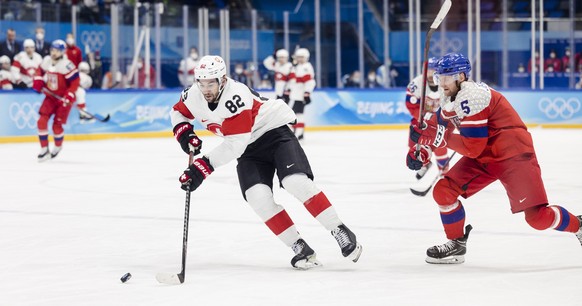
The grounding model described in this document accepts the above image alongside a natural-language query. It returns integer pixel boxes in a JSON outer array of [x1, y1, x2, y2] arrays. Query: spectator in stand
[[127, 57, 155, 89], [376, 59, 398, 88], [34, 27, 50, 58], [231, 63, 248, 85], [102, 69, 126, 89], [528, 52, 540, 73], [365, 70, 382, 88], [0, 55, 15, 89], [576, 52, 582, 73], [11, 39, 42, 89], [544, 49, 562, 73], [178, 46, 199, 87], [65, 33, 83, 68], [0, 29, 21, 61], [344, 70, 362, 88], [561, 47, 573, 73]]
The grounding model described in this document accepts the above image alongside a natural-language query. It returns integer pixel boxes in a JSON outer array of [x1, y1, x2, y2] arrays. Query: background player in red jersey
[[33, 40, 80, 161], [405, 57, 450, 180], [170, 55, 362, 269], [407, 53, 582, 264]]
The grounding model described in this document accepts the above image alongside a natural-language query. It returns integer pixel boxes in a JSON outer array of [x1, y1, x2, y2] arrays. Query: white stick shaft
[[430, 0, 452, 29]]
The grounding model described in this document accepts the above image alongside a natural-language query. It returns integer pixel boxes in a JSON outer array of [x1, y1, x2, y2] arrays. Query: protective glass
[[433, 72, 461, 86]]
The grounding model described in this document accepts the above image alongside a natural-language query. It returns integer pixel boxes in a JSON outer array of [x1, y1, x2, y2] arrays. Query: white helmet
[[0, 55, 10, 64], [23, 39, 35, 48], [275, 49, 289, 59], [294, 48, 310, 60], [79, 61, 90, 73], [195, 55, 227, 81]]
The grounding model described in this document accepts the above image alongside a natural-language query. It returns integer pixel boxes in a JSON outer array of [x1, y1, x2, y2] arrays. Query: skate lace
[[332, 227, 350, 248], [435, 240, 458, 254]]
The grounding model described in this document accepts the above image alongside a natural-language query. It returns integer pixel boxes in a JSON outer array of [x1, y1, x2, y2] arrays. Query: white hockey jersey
[[76, 72, 93, 104], [11, 51, 42, 87], [0, 69, 14, 89], [405, 74, 442, 116], [263, 55, 293, 96], [178, 57, 198, 87], [170, 78, 296, 169], [288, 62, 316, 101]]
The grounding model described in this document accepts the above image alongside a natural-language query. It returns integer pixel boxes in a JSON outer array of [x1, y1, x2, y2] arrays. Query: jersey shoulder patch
[[446, 81, 491, 118]]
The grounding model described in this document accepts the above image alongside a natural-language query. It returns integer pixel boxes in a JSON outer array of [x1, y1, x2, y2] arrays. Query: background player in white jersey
[[76, 61, 94, 122], [11, 39, 42, 89], [287, 48, 315, 140], [262, 48, 293, 101], [170, 55, 362, 269], [405, 57, 450, 179], [0, 55, 15, 89], [32, 40, 80, 161], [178, 47, 199, 87]]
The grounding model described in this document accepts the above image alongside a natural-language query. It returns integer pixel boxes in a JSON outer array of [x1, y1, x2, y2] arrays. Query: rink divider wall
[[1, 89, 581, 143]]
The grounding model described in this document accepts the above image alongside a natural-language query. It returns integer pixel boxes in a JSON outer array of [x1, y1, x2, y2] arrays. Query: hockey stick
[[41, 88, 111, 122], [156, 151, 195, 285], [415, 0, 452, 155], [410, 151, 457, 197]]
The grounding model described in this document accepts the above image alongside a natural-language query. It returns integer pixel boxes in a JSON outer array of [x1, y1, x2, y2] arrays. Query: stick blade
[[156, 273, 184, 285], [430, 0, 452, 29], [410, 186, 432, 197]]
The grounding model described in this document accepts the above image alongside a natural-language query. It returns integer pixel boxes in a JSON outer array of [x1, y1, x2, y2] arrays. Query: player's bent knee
[[37, 115, 49, 129], [244, 184, 281, 220], [433, 178, 461, 206], [281, 173, 319, 203], [524, 205, 553, 230]]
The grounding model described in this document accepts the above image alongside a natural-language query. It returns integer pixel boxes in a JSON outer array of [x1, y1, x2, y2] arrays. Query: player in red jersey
[[33, 40, 80, 161], [169, 55, 362, 269], [407, 53, 582, 264]]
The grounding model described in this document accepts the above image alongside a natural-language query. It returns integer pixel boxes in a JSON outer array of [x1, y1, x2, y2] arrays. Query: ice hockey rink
[[1, 128, 581, 306]]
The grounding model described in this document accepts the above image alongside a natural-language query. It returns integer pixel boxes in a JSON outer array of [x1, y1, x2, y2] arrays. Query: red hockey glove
[[179, 156, 214, 191], [409, 112, 452, 148], [303, 92, 311, 105], [32, 78, 44, 93], [173, 122, 202, 155], [406, 145, 432, 171], [282, 90, 290, 103], [60, 92, 75, 107]]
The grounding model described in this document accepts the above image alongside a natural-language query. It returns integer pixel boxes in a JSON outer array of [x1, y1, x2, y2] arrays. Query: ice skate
[[331, 224, 363, 262], [426, 224, 472, 264], [50, 146, 62, 159], [291, 239, 321, 270], [37, 147, 51, 162], [575, 216, 582, 247], [415, 161, 432, 180]]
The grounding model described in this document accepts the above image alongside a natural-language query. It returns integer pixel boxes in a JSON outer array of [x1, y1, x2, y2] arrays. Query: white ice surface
[[1, 128, 582, 306]]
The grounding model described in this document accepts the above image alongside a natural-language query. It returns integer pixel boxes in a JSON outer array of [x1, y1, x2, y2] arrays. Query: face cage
[[433, 72, 461, 86]]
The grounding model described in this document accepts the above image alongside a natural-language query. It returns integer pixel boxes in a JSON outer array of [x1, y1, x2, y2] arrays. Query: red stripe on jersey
[[0, 79, 11, 86], [221, 100, 262, 136], [172, 101, 195, 120], [304, 192, 332, 218], [288, 72, 296, 80], [295, 74, 312, 83], [265, 210, 294, 235], [12, 61, 22, 69], [275, 73, 289, 81]]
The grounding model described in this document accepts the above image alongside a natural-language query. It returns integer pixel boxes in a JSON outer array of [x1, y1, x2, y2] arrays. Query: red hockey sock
[[525, 205, 580, 233], [265, 210, 295, 235], [304, 192, 332, 218], [439, 201, 466, 240]]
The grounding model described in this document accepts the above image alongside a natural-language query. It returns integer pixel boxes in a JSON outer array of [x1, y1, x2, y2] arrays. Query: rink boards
[[1, 88, 581, 143]]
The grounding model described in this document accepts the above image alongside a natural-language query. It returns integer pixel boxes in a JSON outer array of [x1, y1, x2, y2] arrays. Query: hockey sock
[[38, 130, 49, 147], [525, 204, 580, 233], [439, 201, 466, 240], [53, 124, 64, 147], [37, 115, 50, 147]]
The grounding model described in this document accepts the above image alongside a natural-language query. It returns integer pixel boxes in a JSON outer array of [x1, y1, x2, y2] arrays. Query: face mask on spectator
[[36, 33, 44, 41], [66, 38, 75, 46], [235, 68, 243, 74], [190, 52, 198, 60]]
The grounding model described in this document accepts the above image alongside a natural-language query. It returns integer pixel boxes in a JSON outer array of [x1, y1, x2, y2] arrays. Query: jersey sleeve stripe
[[295, 74, 312, 83], [460, 126, 488, 138], [172, 101, 195, 120], [460, 119, 488, 126]]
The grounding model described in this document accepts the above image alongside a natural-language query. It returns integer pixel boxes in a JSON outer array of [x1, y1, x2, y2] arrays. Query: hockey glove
[[60, 92, 75, 107], [409, 112, 452, 148], [179, 156, 214, 191], [303, 92, 311, 105], [282, 90, 290, 103], [173, 122, 202, 155], [406, 145, 432, 171], [32, 78, 44, 93]]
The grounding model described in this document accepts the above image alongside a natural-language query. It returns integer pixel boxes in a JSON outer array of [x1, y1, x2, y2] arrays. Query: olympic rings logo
[[81, 30, 106, 51], [430, 37, 464, 56], [538, 97, 581, 119], [9, 101, 41, 129]]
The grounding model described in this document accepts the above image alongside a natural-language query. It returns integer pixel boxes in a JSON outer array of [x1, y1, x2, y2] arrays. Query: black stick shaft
[[178, 151, 194, 283]]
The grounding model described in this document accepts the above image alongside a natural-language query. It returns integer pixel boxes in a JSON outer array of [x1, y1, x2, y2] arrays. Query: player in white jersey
[[11, 39, 42, 89], [76, 61, 94, 122], [262, 49, 293, 101], [405, 57, 450, 179], [170, 55, 362, 269], [287, 48, 316, 140], [178, 47, 199, 87], [0, 55, 15, 89]]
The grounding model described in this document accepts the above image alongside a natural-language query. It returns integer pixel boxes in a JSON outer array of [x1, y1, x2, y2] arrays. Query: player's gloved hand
[[406, 145, 432, 171], [32, 78, 44, 93], [409, 112, 452, 148], [173, 122, 202, 155], [60, 92, 75, 107], [179, 156, 214, 191], [282, 90, 290, 103], [303, 92, 311, 105]]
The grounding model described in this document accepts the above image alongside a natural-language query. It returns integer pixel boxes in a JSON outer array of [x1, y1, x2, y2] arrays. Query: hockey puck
[[120, 272, 132, 283]]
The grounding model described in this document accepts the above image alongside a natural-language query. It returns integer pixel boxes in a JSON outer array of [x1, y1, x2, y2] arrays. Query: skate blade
[[293, 256, 322, 270], [346, 243, 363, 263], [425, 255, 465, 264], [37, 155, 51, 163]]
